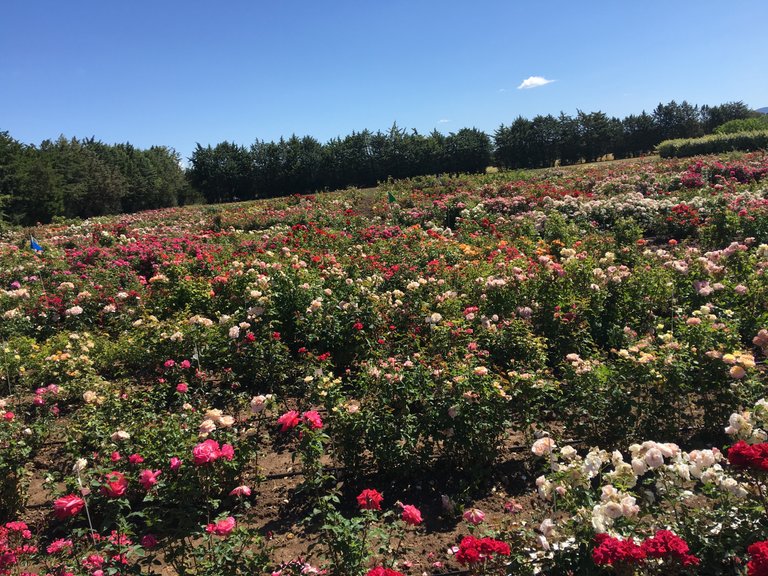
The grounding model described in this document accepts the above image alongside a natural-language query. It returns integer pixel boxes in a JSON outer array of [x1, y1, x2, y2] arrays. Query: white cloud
[[517, 76, 555, 90], [438, 118, 450, 124]]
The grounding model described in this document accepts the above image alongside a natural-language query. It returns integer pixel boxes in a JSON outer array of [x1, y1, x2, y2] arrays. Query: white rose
[[111, 430, 130, 442], [199, 419, 217, 435], [531, 437, 557, 457]]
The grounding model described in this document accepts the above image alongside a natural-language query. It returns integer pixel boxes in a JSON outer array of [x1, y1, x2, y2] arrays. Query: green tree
[[557, 112, 582, 165], [188, 141, 254, 203], [444, 128, 492, 173], [0, 132, 23, 226], [494, 117, 532, 169], [619, 112, 659, 157], [700, 101, 754, 133], [653, 100, 703, 141], [529, 114, 560, 167], [713, 116, 768, 134], [578, 110, 620, 162]]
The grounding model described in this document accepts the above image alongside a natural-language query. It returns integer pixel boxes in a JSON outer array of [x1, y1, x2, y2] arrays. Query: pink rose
[[463, 508, 486, 525], [401, 504, 423, 526], [53, 494, 86, 520], [229, 485, 252, 497], [277, 410, 300, 432], [206, 516, 236, 536], [301, 410, 323, 430], [138, 469, 162, 491], [169, 456, 183, 471], [192, 439, 221, 466], [220, 443, 235, 461]]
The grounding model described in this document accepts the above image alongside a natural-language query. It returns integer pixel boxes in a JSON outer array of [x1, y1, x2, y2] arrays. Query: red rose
[[140, 534, 158, 549], [53, 495, 86, 520], [366, 568, 405, 576], [641, 530, 699, 567], [356, 488, 384, 511], [101, 471, 129, 498], [729, 441, 768, 472], [748, 540, 768, 576], [592, 533, 646, 566]]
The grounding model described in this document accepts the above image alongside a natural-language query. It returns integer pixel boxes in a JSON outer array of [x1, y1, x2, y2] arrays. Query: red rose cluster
[[366, 568, 405, 576], [592, 530, 699, 568], [728, 440, 768, 471], [642, 530, 699, 566], [748, 540, 768, 576], [276, 410, 323, 432], [454, 535, 511, 566], [592, 533, 646, 565]]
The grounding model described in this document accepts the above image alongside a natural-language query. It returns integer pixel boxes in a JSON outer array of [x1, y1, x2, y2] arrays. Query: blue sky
[[2, 0, 766, 162]]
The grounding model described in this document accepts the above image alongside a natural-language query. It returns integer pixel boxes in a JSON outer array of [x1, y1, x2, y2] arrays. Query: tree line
[[0, 135, 195, 226], [189, 100, 757, 203], [0, 100, 758, 224]]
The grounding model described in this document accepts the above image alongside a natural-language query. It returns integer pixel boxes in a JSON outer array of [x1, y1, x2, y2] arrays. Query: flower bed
[[0, 152, 767, 574]]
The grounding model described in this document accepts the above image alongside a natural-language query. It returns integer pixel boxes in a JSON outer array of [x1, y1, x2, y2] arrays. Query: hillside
[[1, 152, 768, 574]]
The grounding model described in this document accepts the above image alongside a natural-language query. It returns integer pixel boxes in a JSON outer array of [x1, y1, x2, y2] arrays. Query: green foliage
[[2, 135, 187, 224], [657, 130, 768, 158], [165, 524, 270, 576], [714, 115, 768, 134]]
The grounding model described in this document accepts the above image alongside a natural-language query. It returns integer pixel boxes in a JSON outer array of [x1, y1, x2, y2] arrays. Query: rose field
[[3, 152, 768, 575]]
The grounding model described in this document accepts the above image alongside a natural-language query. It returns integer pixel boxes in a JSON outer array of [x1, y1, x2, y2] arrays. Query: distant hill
[[757, 107, 768, 114]]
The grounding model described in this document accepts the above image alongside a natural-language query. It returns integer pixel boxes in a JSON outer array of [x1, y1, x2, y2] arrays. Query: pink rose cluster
[[0, 521, 37, 573], [192, 439, 235, 466]]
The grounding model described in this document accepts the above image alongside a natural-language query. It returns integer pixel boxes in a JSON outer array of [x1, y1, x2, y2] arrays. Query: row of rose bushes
[[5, 398, 768, 574]]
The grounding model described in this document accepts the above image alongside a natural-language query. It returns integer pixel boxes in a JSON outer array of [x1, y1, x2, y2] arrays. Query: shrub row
[[658, 130, 768, 158]]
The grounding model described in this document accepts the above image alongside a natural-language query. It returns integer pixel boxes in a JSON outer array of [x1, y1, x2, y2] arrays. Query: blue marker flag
[[30, 236, 43, 253]]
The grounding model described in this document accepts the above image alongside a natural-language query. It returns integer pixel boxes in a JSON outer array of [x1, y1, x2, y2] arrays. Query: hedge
[[657, 130, 768, 158]]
